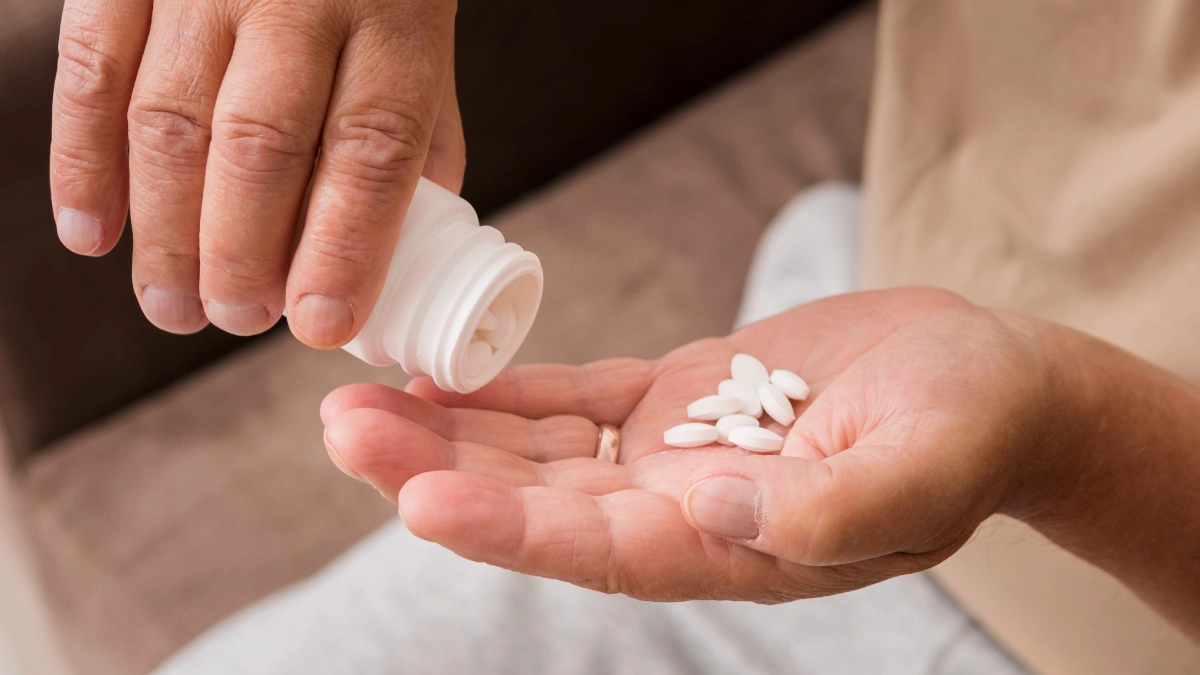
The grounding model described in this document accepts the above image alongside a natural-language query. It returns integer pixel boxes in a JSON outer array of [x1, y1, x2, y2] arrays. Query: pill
[[476, 308, 498, 332], [731, 353, 769, 387], [757, 382, 796, 426], [770, 369, 810, 401], [715, 413, 759, 444], [728, 426, 785, 453], [718, 379, 762, 417], [687, 395, 743, 421], [663, 423, 720, 448], [466, 338, 493, 376], [486, 303, 517, 349]]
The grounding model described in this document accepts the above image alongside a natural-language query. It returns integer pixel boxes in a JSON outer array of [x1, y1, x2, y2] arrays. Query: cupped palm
[[322, 288, 1051, 602]]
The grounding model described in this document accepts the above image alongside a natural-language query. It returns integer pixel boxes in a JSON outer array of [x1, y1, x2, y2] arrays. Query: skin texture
[[50, 0, 462, 346], [322, 288, 1200, 638]]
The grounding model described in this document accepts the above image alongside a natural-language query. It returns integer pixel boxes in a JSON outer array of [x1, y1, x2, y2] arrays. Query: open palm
[[322, 288, 1052, 602]]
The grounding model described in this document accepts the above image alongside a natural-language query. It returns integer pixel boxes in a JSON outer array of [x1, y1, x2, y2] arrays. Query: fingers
[[420, 57, 465, 194], [320, 382, 417, 424], [680, 448, 980, 567], [406, 359, 660, 424], [393, 448, 946, 600], [323, 383, 601, 462], [50, 0, 152, 256], [126, 0, 233, 333], [325, 408, 537, 501], [397, 473, 665, 593], [198, 8, 338, 335], [400, 474, 620, 590], [398, 472, 791, 599], [324, 408, 632, 501], [54, 0, 461, 342], [286, 3, 456, 348]]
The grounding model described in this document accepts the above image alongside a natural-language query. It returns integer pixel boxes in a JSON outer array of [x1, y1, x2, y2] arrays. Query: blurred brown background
[[0, 1, 871, 673]]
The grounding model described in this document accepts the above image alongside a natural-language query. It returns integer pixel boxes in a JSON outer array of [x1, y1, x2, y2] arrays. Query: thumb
[[680, 447, 985, 566]]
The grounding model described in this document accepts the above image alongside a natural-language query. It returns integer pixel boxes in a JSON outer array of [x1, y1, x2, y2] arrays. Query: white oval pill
[[466, 338, 494, 376], [687, 395, 743, 421], [728, 426, 784, 453], [718, 379, 762, 417], [770, 369, 810, 401], [476, 308, 498, 332], [663, 423, 719, 448], [757, 382, 796, 426], [731, 353, 770, 386], [487, 303, 517, 349], [715, 414, 759, 444]]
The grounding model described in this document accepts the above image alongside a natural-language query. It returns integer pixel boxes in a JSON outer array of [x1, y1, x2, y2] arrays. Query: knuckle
[[301, 226, 385, 274], [242, 7, 346, 53], [211, 112, 314, 178], [325, 104, 428, 187], [127, 100, 212, 169], [135, 239, 199, 271], [200, 249, 285, 290], [56, 26, 127, 106], [50, 140, 108, 180]]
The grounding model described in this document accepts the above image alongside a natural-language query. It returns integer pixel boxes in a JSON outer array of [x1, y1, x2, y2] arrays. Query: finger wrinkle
[[128, 105, 212, 145], [451, 442, 541, 488], [49, 145, 110, 173], [198, 252, 285, 288], [526, 416, 551, 462], [134, 242, 199, 263], [293, 229, 382, 272], [320, 115, 428, 182], [56, 30, 131, 101], [211, 113, 316, 177], [241, 12, 347, 52]]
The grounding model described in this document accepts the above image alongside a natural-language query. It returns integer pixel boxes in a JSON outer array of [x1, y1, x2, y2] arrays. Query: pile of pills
[[663, 354, 810, 454], [466, 303, 518, 377]]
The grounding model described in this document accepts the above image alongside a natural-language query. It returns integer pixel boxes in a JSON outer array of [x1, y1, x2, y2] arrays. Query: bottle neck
[[340, 177, 543, 393], [389, 225, 542, 393]]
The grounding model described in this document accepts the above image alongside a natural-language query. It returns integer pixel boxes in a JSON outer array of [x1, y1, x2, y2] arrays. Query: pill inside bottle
[[340, 177, 544, 394]]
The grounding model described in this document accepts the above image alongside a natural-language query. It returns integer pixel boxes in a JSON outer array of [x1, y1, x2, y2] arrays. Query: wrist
[[989, 310, 1200, 634], [982, 310, 1092, 523]]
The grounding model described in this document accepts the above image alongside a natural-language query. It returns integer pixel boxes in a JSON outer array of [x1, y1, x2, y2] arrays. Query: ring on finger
[[595, 423, 620, 463]]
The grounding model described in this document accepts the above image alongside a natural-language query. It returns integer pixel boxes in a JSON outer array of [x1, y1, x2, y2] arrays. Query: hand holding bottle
[[50, 0, 463, 347]]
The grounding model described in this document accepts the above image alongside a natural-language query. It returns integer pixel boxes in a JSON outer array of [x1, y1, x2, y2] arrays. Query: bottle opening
[[440, 249, 543, 393], [463, 273, 539, 377]]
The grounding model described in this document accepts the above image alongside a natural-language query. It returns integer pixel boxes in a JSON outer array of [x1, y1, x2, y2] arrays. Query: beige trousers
[[863, 2, 1200, 673]]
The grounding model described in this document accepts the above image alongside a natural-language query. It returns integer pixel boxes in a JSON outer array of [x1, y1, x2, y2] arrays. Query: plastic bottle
[[341, 177, 543, 394]]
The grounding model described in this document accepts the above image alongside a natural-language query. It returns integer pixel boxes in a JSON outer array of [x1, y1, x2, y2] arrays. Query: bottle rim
[[432, 246, 543, 393]]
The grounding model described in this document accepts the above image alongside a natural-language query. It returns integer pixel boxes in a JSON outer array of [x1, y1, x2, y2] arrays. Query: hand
[[320, 288, 1065, 602], [50, 0, 463, 346]]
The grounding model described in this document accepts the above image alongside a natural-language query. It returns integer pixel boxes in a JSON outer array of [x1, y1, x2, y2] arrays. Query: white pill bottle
[[341, 177, 543, 394]]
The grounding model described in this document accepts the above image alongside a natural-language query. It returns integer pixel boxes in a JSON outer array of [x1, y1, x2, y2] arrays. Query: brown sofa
[[0, 1, 867, 673]]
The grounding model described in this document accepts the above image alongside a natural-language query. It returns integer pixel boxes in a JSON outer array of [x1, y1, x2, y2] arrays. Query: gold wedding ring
[[595, 423, 620, 463]]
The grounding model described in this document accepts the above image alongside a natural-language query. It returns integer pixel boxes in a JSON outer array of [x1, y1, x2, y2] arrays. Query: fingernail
[[684, 477, 761, 539], [141, 286, 207, 334], [292, 294, 354, 347], [204, 300, 273, 336], [57, 207, 105, 255], [324, 427, 362, 481]]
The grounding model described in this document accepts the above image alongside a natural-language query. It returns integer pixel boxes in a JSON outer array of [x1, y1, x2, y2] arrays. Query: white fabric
[[152, 185, 1027, 675], [154, 521, 1024, 675], [735, 183, 861, 329]]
